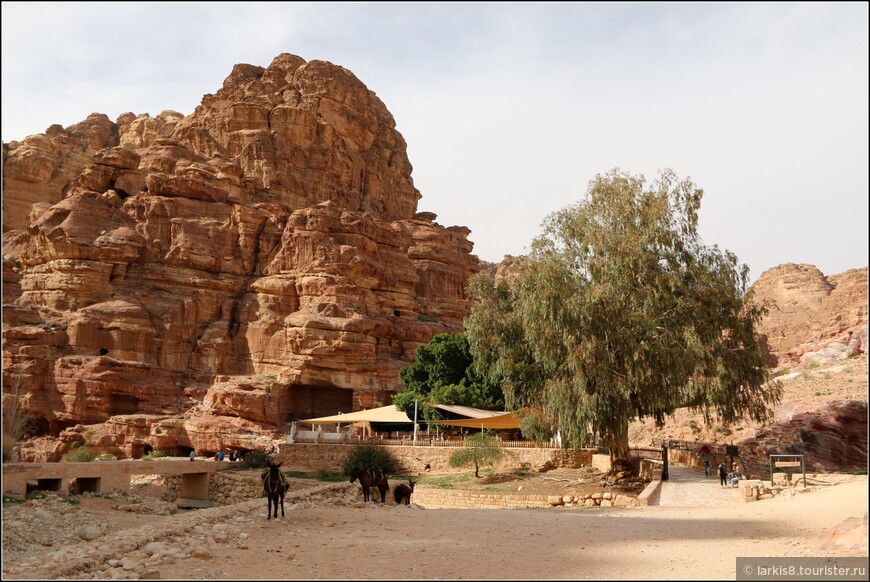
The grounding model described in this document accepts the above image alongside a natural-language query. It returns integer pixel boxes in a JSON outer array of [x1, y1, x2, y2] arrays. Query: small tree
[[2, 367, 36, 462], [342, 442, 397, 475], [448, 430, 505, 477]]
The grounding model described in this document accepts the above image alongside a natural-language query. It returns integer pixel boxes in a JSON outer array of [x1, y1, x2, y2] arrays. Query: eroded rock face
[[742, 400, 868, 473], [2, 54, 479, 460], [749, 264, 868, 369]]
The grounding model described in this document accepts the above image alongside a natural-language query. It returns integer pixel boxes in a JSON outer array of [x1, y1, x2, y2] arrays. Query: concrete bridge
[[2, 460, 233, 506]]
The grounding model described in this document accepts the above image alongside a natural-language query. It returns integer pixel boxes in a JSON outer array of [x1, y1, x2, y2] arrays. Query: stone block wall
[[591, 453, 611, 473], [274, 443, 594, 474], [159, 471, 263, 506], [412, 487, 638, 509]]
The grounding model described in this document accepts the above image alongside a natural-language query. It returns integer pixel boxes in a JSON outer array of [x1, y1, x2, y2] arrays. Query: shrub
[[239, 448, 270, 469], [141, 449, 167, 461], [61, 446, 95, 463], [95, 453, 117, 462], [342, 442, 397, 475]]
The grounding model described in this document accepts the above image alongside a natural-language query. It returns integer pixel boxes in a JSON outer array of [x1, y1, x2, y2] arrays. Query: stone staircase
[[648, 437, 772, 481]]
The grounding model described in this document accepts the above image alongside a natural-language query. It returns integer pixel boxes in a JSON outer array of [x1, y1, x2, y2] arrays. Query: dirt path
[[155, 476, 867, 580], [2, 472, 866, 579]]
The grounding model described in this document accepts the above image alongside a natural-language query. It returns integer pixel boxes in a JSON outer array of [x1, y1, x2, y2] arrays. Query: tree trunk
[[607, 419, 633, 475]]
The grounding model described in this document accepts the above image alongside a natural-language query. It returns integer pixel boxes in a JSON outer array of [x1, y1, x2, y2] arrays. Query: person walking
[[718, 462, 728, 487], [697, 445, 712, 477]]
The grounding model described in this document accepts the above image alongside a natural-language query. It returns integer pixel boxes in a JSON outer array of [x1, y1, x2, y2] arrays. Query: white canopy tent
[[298, 405, 415, 440], [426, 410, 522, 430], [299, 404, 413, 425], [423, 403, 508, 418]]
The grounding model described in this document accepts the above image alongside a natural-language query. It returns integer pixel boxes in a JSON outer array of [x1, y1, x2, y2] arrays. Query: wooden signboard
[[774, 461, 802, 467]]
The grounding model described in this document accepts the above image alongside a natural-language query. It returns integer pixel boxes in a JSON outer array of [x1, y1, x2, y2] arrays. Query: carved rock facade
[[2, 54, 479, 460]]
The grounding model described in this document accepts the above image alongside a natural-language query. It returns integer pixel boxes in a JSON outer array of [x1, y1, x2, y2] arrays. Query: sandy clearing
[[156, 477, 868, 580]]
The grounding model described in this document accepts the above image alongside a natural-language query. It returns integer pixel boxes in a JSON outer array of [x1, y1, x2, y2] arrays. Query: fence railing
[[630, 447, 664, 460], [288, 435, 561, 449]]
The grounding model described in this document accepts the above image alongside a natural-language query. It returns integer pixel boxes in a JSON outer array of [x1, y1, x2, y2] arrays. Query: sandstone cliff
[[2, 54, 480, 460], [749, 263, 868, 370]]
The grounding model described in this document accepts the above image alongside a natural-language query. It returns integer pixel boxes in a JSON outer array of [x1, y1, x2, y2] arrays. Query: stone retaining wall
[[158, 471, 263, 506], [412, 487, 638, 509], [274, 443, 594, 473], [668, 449, 733, 473]]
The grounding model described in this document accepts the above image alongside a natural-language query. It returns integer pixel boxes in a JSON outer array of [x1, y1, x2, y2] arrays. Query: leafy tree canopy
[[447, 430, 505, 477], [393, 332, 504, 421], [465, 168, 781, 471]]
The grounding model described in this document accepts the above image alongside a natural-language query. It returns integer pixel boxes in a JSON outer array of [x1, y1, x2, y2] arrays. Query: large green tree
[[393, 332, 504, 421], [465, 168, 781, 472]]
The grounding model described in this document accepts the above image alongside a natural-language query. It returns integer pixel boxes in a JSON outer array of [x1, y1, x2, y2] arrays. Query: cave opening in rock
[[279, 384, 353, 428], [109, 393, 140, 416]]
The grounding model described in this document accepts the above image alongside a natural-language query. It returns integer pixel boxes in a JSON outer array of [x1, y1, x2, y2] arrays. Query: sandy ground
[[3, 470, 867, 581], [149, 475, 867, 580]]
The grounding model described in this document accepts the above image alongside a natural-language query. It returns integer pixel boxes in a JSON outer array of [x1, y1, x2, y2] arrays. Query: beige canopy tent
[[424, 403, 508, 418], [426, 410, 522, 430], [300, 404, 413, 425]]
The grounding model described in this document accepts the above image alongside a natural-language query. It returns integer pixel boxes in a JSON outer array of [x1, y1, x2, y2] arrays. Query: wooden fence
[[290, 434, 560, 449]]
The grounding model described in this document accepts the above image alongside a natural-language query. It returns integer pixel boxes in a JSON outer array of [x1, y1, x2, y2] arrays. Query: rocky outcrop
[[2, 54, 479, 460], [748, 264, 867, 369], [739, 400, 868, 473]]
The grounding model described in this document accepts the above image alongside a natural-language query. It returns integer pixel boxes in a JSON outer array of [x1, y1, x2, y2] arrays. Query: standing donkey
[[349, 467, 389, 503], [393, 479, 416, 505], [262, 461, 290, 519]]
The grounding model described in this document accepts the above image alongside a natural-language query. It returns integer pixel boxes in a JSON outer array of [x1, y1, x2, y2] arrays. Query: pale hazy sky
[[2, 2, 868, 284]]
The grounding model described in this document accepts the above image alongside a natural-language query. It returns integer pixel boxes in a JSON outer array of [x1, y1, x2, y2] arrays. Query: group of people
[[697, 447, 743, 488], [214, 450, 243, 462], [717, 461, 743, 487]]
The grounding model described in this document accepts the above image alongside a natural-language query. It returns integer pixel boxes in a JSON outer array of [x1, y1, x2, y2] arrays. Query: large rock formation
[[749, 264, 868, 369], [2, 54, 480, 460]]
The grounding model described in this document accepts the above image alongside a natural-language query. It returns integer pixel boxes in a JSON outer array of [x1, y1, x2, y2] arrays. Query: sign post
[[769, 454, 806, 488]]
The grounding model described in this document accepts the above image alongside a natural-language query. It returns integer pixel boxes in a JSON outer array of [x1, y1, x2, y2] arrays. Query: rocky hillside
[[750, 263, 867, 370], [630, 355, 867, 473], [2, 54, 480, 461]]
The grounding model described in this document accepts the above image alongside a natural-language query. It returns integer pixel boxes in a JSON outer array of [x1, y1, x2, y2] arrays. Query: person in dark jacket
[[718, 462, 728, 487]]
